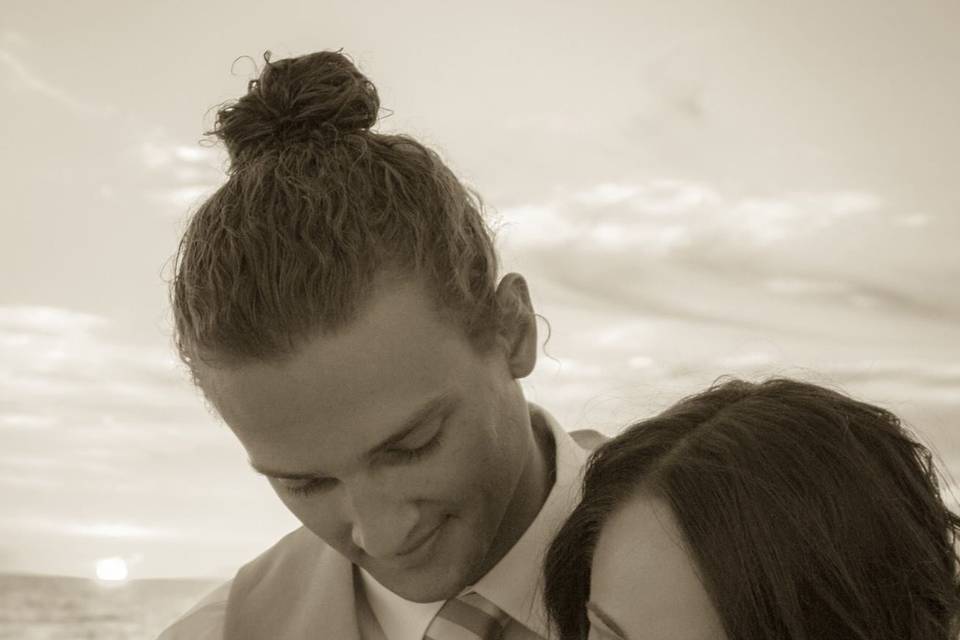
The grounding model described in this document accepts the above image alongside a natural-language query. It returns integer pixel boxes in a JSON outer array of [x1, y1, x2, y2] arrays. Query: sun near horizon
[[95, 557, 129, 583]]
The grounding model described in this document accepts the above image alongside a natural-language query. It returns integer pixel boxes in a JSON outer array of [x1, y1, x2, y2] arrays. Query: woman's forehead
[[591, 495, 725, 640]]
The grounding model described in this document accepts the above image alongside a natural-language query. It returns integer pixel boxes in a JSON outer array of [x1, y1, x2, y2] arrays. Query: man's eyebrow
[[248, 392, 454, 480], [364, 392, 454, 459], [586, 602, 629, 640]]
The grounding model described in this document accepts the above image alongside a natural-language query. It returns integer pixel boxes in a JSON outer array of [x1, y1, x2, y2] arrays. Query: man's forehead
[[204, 347, 467, 437], [207, 292, 471, 406]]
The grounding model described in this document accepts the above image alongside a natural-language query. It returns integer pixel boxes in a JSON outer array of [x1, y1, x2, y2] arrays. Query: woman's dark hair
[[171, 50, 501, 372], [544, 378, 960, 640]]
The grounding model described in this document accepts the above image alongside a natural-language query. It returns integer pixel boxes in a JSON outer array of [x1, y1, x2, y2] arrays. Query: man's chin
[[366, 566, 468, 603], [359, 520, 490, 602]]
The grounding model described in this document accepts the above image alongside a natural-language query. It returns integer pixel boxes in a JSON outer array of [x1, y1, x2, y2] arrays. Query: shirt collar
[[469, 402, 589, 637], [360, 572, 442, 640], [361, 402, 589, 640]]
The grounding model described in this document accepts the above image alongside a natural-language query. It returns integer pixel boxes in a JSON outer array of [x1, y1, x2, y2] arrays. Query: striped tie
[[423, 591, 512, 640]]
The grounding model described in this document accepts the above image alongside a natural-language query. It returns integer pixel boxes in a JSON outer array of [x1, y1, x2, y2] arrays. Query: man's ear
[[494, 273, 538, 379]]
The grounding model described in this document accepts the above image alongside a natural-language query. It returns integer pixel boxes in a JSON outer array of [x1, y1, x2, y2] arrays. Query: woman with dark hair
[[544, 378, 960, 640]]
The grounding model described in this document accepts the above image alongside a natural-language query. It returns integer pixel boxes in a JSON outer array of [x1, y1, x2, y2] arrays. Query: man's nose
[[342, 476, 419, 559]]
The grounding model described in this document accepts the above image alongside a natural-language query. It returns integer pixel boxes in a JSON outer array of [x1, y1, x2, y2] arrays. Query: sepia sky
[[1, 0, 958, 579]]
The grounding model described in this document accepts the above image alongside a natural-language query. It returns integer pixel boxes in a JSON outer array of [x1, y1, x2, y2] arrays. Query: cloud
[[497, 178, 960, 333], [0, 516, 177, 539], [0, 48, 115, 117], [574, 183, 645, 207], [627, 355, 656, 370], [821, 359, 960, 389], [503, 112, 591, 135], [892, 213, 932, 228], [573, 179, 722, 216], [0, 414, 58, 430], [139, 139, 221, 170], [0, 30, 28, 46], [716, 351, 777, 369], [501, 179, 882, 255], [0, 304, 259, 564], [150, 184, 218, 209], [727, 191, 881, 244], [0, 304, 202, 421], [499, 175, 958, 458], [0, 305, 106, 334], [764, 277, 849, 296], [69, 522, 177, 539], [135, 133, 224, 215]]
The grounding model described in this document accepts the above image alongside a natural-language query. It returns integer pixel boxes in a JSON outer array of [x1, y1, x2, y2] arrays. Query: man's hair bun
[[211, 50, 380, 163]]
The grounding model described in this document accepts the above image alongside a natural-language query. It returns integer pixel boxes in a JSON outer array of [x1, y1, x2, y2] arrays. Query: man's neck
[[474, 408, 557, 581]]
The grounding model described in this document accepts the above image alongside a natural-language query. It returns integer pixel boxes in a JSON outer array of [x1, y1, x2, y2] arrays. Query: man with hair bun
[[159, 50, 597, 640]]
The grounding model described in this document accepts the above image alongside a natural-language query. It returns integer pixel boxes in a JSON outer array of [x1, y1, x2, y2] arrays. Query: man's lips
[[394, 517, 448, 558]]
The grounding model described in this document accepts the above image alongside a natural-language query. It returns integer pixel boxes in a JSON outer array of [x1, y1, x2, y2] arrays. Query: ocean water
[[0, 574, 221, 640]]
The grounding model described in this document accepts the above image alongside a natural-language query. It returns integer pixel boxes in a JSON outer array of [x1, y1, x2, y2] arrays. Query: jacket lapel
[[224, 527, 363, 640]]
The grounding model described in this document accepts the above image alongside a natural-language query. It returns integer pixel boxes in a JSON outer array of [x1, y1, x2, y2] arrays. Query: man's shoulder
[[233, 526, 332, 584], [220, 525, 344, 610], [157, 527, 343, 639], [156, 580, 231, 639], [568, 428, 607, 451]]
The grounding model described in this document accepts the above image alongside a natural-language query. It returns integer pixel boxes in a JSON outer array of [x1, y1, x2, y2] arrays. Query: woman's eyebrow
[[586, 602, 629, 640]]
